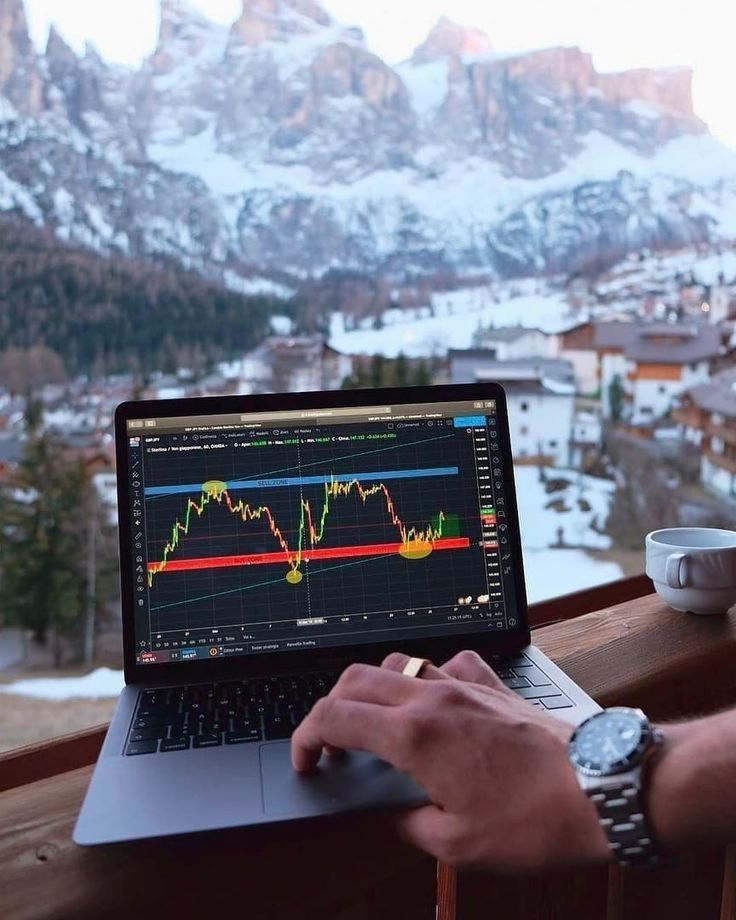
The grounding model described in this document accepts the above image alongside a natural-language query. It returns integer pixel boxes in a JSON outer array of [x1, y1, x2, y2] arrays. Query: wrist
[[647, 721, 710, 850]]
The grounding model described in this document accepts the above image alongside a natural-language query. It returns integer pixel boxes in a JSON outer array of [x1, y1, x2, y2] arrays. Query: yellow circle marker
[[202, 479, 227, 497], [399, 540, 433, 560], [286, 569, 303, 585]]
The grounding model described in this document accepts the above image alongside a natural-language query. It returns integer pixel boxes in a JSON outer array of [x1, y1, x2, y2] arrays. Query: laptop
[[74, 382, 599, 845]]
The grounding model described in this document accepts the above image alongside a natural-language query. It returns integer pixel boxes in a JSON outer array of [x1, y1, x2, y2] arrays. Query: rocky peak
[[229, 0, 332, 48], [0, 0, 42, 111], [597, 66, 698, 120], [157, 0, 214, 45], [45, 24, 77, 66], [411, 16, 493, 64], [148, 0, 227, 77]]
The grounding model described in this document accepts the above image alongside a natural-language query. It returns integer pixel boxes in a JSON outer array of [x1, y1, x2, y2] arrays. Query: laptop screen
[[124, 395, 522, 666]]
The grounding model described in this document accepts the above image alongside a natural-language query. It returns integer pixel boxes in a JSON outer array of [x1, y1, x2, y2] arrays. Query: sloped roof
[[626, 324, 724, 365], [686, 366, 736, 418]]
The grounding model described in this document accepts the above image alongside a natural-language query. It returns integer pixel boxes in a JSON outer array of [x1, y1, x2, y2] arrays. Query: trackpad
[[259, 743, 427, 817]]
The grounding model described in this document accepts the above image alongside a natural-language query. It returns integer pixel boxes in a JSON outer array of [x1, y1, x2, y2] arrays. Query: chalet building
[[556, 321, 637, 398], [557, 321, 728, 420], [625, 324, 726, 423], [473, 326, 551, 361], [448, 352, 576, 467], [236, 336, 352, 393], [673, 367, 736, 499]]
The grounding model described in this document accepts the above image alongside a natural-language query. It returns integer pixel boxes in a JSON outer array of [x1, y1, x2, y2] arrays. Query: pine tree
[[413, 360, 432, 386], [609, 374, 624, 423], [394, 352, 410, 387], [0, 431, 92, 665]]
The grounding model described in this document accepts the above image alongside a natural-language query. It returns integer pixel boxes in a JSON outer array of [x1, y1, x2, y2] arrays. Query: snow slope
[[329, 284, 578, 357]]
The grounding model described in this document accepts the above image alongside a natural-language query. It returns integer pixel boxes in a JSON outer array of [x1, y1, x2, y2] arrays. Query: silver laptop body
[[74, 383, 599, 846]]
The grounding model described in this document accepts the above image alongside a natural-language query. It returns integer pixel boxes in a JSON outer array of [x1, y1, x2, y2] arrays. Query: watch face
[[570, 709, 648, 776]]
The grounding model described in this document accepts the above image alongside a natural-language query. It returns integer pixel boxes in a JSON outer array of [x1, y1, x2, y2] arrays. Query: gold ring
[[402, 657, 429, 678]]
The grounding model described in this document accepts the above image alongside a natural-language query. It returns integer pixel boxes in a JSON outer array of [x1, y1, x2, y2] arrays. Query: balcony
[[706, 423, 736, 447], [671, 405, 707, 430], [1, 577, 735, 920], [704, 447, 736, 475]]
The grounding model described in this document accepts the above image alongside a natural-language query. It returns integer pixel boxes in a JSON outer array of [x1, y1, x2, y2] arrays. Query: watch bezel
[[568, 707, 654, 777]]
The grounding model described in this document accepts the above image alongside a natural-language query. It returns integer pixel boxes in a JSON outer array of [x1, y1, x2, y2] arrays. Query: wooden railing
[[1, 575, 735, 920], [705, 448, 736, 475]]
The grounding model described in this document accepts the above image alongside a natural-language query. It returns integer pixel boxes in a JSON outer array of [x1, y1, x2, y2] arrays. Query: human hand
[[291, 650, 611, 871]]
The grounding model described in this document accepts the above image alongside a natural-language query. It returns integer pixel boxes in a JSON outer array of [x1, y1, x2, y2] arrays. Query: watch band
[[587, 779, 659, 867]]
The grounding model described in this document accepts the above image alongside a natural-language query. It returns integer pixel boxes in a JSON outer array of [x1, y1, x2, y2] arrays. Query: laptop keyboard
[[124, 654, 571, 756]]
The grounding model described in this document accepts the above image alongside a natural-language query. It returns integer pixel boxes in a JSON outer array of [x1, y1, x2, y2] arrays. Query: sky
[[23, 0, 736, 148]]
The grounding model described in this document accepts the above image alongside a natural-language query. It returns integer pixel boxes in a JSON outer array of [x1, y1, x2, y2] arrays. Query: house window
[[549, 439, 558, 448], [520, 401, 529, 412], [658, 385, 667, 394]]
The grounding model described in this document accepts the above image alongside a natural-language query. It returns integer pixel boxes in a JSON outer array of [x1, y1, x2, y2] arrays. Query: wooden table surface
[[2, 594, 736, 920]]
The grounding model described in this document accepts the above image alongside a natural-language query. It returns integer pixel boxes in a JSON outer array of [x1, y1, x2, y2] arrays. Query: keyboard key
[[128, 672, 336, 754], [542, 696, 573, 710], [514, 685, 566, 700], [160, 737, 190, 752], [513, 665, 553, 687], [133, 715, 165, 729], [495, 667, 515, 680], [193, 733, 222, 749], [502, 676, 531, 691], [126, 740, 158, 756], [232, 718, 259, 734], [225, 729, 261, 744], [129, 726, 167, 742]]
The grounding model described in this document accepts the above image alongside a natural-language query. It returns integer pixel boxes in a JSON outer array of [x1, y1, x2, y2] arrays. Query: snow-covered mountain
[[1, 0, 736, 286]]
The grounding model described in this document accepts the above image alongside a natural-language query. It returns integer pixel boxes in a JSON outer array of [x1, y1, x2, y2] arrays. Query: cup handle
[[665, 552, 689, 589]]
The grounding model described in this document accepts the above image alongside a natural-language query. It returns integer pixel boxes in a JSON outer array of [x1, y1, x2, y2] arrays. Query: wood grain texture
[[0, 726, 106, 794], [528, 573, 653, 629], [437, 862, 457, 920], [0, 766, 435, 920], [722, 845, 736, 920]]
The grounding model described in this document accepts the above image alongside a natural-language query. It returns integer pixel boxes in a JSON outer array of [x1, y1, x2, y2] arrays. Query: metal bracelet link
[[588, 781, 660, 868]]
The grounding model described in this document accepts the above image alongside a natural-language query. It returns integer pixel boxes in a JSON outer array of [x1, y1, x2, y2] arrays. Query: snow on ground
[[515, 466, 614, 551], [0, 667, 124, 700], [514, 466, 623, 603], [223, 269, 295, 300], [523, 548, 623, 604], [329, 284, 579, 358]]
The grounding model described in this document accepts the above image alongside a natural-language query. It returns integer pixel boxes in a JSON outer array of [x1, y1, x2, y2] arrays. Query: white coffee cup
[[645, 527, 736, 615]]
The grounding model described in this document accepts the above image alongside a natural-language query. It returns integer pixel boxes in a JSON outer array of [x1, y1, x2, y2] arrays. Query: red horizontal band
[[148, 536, 471, 574]]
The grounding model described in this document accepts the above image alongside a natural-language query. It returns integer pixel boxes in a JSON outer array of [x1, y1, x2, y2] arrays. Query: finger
[[291, 697, 408, 773], [440, 650, 505, 690], [397, 805, 458, 863], [381, 651, 448, 681], [332, 661, 435, 706]]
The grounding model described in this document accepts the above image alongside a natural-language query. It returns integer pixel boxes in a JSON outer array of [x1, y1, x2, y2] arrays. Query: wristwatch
[[568, 707, 664, 867]]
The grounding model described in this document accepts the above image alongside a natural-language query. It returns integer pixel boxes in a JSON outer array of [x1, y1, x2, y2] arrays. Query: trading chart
[[127, 403, 515, 664]]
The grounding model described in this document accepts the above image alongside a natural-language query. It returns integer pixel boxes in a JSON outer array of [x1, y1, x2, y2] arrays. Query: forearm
[[650, 709, 736, 851]]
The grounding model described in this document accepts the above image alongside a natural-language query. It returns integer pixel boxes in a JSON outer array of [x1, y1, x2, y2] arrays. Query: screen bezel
[[115, 382, 531, 685]]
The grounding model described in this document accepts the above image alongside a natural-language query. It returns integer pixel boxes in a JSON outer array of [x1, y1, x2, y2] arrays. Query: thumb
[[396, 805, 456, 862]]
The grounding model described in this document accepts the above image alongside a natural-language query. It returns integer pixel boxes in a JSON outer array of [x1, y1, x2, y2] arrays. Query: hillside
[[0, 0, 735, 288], [0, 218, 278, 376]]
